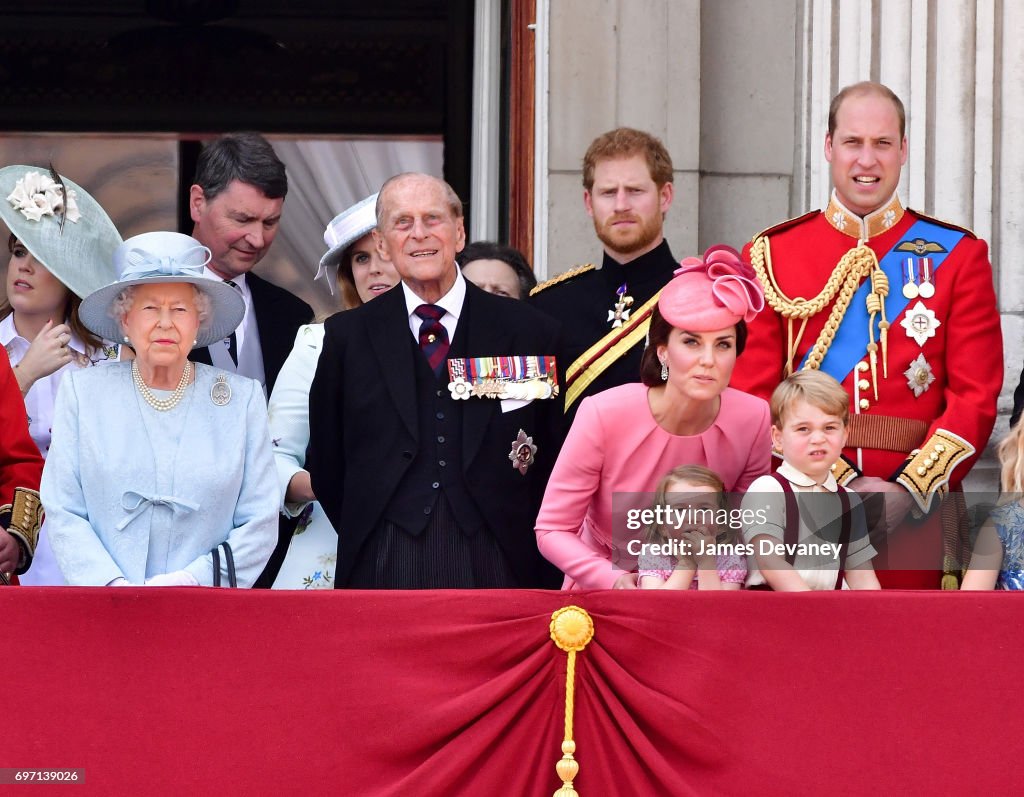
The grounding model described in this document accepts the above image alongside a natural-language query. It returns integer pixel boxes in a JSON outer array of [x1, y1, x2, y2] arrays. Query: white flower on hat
[[6, 171, 81, 224]]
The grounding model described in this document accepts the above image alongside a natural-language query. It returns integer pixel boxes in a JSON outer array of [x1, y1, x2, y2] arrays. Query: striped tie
[[414, 304, 449, 375]]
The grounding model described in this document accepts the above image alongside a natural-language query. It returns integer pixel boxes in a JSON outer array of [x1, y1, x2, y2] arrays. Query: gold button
[[858, 379, 870, 391], [925, 459, 934, 470], [857, 362, 869, 373], [929, 453, 939, 463], [917, 466, 927, 476], [859, 398, 870, 410], [935, 444, 946, 453]]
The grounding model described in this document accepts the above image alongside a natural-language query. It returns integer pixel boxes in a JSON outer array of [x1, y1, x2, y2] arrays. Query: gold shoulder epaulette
[[906, 208, 978, 239], [529, 263, 596, 297], [750, 210, 820, 243]]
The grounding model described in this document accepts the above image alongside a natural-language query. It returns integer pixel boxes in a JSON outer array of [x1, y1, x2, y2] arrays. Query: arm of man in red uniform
[[0, 349, 44, 575]]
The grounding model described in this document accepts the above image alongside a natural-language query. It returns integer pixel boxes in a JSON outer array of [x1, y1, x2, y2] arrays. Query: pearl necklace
[[132, 359, 192, 411]]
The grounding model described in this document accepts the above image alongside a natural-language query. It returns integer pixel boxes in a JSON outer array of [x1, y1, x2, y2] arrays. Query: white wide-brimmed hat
[[79, 231, 245, 348], [0, 165, 122, 299], [314, 192, 379, 292]]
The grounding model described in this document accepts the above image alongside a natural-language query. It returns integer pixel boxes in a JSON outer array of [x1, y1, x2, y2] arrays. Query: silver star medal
[[899, 301, 941, 347], [508, 429, 537, 475], [211, 374, 232, 406], [904, 354, 935, 397]]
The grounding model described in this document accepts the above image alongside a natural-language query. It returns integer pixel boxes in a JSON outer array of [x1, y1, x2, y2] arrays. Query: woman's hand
[[285, 470, 316, 503], [613, 572, 638, 589], [14, 319, 73, 394]]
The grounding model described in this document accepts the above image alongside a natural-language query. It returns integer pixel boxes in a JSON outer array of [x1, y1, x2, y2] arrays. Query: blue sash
[[800, 218, 965, 383]]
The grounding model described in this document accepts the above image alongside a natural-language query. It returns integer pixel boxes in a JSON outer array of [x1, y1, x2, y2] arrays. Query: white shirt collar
[[401, 267, 466, 323], [776, 460, 839, 492], [0, 313, 19, 348]]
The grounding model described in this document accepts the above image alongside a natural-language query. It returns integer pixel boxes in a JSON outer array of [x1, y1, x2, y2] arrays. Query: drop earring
[[660, 359, 668, 382]]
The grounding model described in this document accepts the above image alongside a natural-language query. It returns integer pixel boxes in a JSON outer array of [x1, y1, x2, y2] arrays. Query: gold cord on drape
[[549, 606, 594, 797]]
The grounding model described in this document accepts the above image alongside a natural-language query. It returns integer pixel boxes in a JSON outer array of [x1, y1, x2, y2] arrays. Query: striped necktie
[[414, 304, 449, 375]]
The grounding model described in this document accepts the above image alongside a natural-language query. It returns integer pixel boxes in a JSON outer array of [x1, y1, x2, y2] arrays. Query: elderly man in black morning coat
[[308, 173, 563, 589]]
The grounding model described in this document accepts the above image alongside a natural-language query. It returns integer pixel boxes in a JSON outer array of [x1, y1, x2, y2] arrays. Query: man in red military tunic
[[731, 81, 1002, 589], [0, 347, 44, 583]]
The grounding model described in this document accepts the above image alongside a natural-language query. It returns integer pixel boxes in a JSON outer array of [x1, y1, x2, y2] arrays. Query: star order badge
[[508, 429, 537, 475], [904, 354, 935, 397], [900, 301, 941, 347]]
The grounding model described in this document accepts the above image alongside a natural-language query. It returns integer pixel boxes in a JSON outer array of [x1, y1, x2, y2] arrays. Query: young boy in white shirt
[[742, 370, 880, 591]]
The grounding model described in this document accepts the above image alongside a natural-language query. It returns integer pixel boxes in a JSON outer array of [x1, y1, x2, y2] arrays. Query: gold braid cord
[[749, 236, 887, 377], [549, 606, 595, 797]]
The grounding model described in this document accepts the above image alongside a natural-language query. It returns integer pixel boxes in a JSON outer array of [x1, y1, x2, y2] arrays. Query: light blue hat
[[0, 165, 122, 299], [79, 231, 245, 348]]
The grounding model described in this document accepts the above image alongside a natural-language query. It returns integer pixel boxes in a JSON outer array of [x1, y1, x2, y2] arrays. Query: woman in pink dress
[[535, 245, 771, 589]]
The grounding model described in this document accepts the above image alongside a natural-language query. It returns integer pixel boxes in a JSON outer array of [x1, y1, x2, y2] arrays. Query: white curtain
[[258, 138, 444, 318]]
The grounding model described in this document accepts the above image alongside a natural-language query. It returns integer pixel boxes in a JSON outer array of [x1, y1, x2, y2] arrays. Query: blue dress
[[988, 501, 1024, 590], [41, 361, 278, 586]]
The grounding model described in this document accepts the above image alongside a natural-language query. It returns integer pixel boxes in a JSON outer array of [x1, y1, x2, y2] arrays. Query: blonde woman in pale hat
[[264, 192, 399, 588], [535, 246, 772, 590], [41, 231, 278, 586], [0, 166, 122, 585]]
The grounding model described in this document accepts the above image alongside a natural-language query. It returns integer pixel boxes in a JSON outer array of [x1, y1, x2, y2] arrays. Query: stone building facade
[[534, 0, 1016, 488]]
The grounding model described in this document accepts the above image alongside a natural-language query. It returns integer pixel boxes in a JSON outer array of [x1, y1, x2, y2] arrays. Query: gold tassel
[[866, 342, 879, 400], [549, 606, 595, 797], [870, 269, 891, 378]]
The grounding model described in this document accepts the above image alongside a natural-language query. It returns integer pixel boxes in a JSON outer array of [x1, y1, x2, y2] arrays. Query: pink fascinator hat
[[658, 244, 764, 329]]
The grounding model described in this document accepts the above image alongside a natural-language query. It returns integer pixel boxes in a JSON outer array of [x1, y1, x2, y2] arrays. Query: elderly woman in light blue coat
[[41, 231, 277, 586]]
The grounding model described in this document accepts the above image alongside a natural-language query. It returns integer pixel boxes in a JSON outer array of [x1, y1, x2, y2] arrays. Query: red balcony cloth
[[4, 588, 1019, 796]]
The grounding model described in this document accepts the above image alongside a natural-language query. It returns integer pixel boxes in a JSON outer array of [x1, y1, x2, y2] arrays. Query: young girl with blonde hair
[[961, 423, 1024, 590], [637, 464, 747, 590]]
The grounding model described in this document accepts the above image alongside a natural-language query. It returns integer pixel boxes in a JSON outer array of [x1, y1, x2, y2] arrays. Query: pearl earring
[[660, 360, 668, 382], [123, 335, 130, 344]]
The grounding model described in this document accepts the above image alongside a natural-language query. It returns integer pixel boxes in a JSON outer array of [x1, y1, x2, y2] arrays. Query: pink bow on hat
[[659, 245, 765, 329]]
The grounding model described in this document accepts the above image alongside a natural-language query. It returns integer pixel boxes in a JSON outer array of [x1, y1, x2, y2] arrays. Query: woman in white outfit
[[269, 193, 399, 588]]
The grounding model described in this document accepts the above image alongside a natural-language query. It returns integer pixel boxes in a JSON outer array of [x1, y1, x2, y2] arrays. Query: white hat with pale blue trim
[[79, 231, 245, 348], [315, 192, 379, 292]]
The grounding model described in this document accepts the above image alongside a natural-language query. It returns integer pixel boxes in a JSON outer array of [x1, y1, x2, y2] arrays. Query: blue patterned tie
[[414, 304, 449, 375]]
